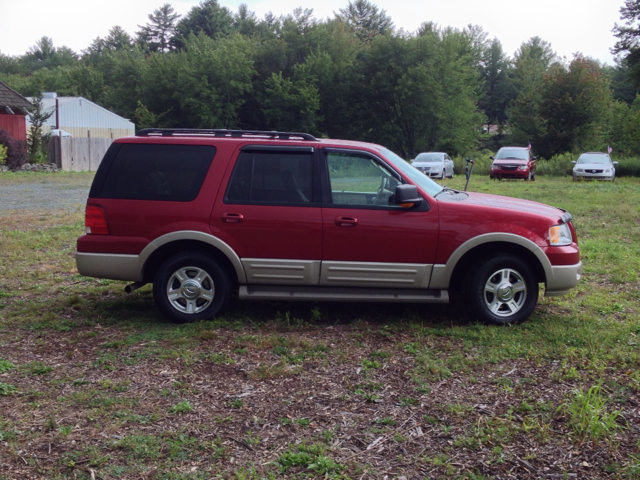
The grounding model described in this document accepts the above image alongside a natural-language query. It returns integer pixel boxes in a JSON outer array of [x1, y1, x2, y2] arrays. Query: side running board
[[238, 286, 449, 303]]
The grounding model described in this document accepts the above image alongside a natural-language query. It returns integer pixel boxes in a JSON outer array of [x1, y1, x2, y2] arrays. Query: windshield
[[577, 154, 610, 164], [382, 148, 444, 197], [495, 148, 528, 160], [414, 153, 443, 163]]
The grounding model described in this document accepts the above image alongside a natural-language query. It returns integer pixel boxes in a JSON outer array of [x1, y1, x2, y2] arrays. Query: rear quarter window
[[94, 144, 216, 201]]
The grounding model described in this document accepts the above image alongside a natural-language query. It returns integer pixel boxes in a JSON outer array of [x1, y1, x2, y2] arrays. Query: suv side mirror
[[531, 156, 536, 160], [395, 184, 423, 208], [489, 156, 494, 160], [571, 161, 577, 164]]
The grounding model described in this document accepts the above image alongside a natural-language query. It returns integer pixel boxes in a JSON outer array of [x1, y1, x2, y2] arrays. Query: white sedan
[[411, 152, 455, 179], [572, 153, 617, 181]]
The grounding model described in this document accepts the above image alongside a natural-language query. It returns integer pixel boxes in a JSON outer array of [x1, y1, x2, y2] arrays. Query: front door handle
[[221, 213, 244, 223], [335, 216, 358, 227]]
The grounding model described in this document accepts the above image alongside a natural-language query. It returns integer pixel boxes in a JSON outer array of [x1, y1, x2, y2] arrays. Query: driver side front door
[[320, 149, 440, 288]]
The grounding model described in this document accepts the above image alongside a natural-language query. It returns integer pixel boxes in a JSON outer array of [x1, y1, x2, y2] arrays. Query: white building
[[27, 93, 134, 139]]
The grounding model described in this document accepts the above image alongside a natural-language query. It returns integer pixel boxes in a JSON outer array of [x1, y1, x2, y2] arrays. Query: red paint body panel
[[0, 114, 27, 142], [321, 206, 439, 264]]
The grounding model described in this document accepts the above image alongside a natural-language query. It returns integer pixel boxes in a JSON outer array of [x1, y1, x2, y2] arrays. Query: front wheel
[[153, 252, 231, 323], [466, 254, 538, 325]]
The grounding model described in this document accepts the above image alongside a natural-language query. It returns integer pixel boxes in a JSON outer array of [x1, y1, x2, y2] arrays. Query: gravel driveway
[[0, 174, 92, 211]]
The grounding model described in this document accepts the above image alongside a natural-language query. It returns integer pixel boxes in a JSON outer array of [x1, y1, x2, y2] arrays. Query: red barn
[[0, 80, 33, 142]]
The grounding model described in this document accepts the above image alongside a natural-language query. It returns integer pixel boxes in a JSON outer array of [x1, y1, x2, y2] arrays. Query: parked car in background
[[572, 152, 617, 181], [490, 147, 536, 181], [76, 128, 581, 326], [411, 152, 454, 179]]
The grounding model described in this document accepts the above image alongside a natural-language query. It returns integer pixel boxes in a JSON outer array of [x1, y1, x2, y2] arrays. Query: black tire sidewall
[[153, 253, 231, 323], [467, 254, 538, 325]]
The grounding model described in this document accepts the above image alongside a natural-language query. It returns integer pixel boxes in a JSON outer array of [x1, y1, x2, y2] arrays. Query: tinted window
[[97, 144, 215, 201], [225, 151, 313, 205]]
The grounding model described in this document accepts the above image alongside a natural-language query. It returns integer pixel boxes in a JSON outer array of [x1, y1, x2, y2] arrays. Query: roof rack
[[136, 128, 317, 141]]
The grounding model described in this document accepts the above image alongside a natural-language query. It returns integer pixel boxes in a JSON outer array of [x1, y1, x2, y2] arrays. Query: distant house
[[0, 81, 33, 142], [27, 93, 135, 139]]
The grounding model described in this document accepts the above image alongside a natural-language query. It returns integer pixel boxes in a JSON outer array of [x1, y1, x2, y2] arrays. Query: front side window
[[225, 151, 313, 205], [327, 152, 401, 206]]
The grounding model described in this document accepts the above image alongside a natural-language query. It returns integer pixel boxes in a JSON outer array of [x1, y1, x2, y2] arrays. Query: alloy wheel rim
[[166, 266, 215, 314], [483, 268, 527, 317]]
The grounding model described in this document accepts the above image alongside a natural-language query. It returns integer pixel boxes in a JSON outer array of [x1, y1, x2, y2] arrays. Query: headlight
[[604, 169, 611, 173], [491, 165, 499, 170], [518, 165, 527, 170], [549, 223, 573, 246], [575, 168, 583, 173]]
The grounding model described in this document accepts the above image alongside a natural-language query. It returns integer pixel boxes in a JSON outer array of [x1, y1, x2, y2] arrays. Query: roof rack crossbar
[[136, 128, 317, 141]]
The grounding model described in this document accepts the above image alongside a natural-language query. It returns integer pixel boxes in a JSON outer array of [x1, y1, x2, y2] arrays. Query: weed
[[168, 400, 194, 414], [229, 399, 244, 408], [557, 385, 624, 443], [0, 383, 16, 396], [0, 359, 15, 373], [375, 417, 397, 426]]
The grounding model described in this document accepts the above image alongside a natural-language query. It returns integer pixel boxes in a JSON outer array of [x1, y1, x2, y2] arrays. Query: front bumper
[[573, 172, 613, 181], [491, 170, 530, 179], [545, 261, 583, 297]]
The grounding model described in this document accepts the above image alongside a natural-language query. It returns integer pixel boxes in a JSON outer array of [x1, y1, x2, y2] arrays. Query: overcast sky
[[0, 0, 624, 65]]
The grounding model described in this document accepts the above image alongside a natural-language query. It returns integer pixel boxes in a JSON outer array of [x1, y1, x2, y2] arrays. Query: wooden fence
[[47, 137, 113, 171]]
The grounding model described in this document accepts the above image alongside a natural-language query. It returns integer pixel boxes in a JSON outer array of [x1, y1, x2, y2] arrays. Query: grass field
[[1, 172, 639, 479]]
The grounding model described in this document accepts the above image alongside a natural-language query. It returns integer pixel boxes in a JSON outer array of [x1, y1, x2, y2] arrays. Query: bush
[[537, 153, 574, 177], [0, 129, 28, 170], [453, 150, 494, 176]]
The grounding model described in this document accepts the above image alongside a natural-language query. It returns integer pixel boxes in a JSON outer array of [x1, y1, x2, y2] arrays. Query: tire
[[153, 252, 231, 323], [466, 254, 538, 325], [531, 172, 536, 182], [524, 171, 531, 181]]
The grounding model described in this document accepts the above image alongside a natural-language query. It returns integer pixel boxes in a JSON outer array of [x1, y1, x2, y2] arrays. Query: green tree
[[336, 0, 393, 42], [174, 0, 234, 49], [141, 33, 255, 128], [607, 97, 640, 155], [26, 93, 54, 163], [507, 37, 556, 146], [85, 26, 134, 57], [537, 56, 612, 157], [350, 29, 482, 157], [137, 4, 181, 53], [478, 38, 515, 128], [613, 0, 640, 88]]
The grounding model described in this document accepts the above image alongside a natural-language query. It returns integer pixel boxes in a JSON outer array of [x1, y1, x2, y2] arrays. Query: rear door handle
[[221, 213, 244, 223], [335, 216, 358, 227]]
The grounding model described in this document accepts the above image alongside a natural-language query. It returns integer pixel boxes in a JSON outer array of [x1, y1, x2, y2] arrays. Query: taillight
[[85, 204, 110, 235]]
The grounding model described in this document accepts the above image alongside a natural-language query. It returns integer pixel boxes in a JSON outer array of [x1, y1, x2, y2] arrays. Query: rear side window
[[225, 151, 313, 205], [96, 144, 216, 201]]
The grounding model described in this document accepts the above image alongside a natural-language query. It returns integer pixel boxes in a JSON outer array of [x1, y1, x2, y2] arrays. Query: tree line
[[1, 0, 639, 160]]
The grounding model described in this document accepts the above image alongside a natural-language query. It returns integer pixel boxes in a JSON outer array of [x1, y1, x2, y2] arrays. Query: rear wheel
[[466, 254, 538, 325], [153, 252, 231, 323]]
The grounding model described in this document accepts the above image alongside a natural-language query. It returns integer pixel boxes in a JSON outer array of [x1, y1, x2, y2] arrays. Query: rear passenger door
[[210, 145, 323, 286]]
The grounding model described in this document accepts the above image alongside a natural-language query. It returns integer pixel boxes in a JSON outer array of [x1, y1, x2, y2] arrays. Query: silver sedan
[[411, 152, 455, 179], [572, 153, 617, 181]]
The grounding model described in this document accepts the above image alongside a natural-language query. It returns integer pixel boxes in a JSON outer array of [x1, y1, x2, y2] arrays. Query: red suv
[[490, 146, 536, 180], [77, 129, 581, 325]]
